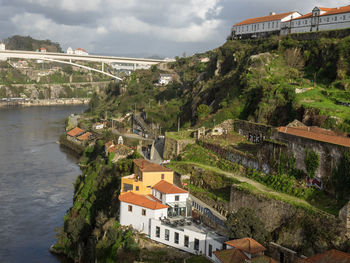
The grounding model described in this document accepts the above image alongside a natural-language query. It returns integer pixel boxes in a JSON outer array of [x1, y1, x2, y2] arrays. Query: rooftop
[[300, 249, 350, 263], [133, 159, 172, 172], [225, 238, 266, 254], [234, 11, 296, 26], [67, 127, 84, 137], [77, 132, 92, 141], [294, 5, 350, 20], [277, 126, 350, 148], [119, 192, 168, 210], [153, 180, 188, 194]]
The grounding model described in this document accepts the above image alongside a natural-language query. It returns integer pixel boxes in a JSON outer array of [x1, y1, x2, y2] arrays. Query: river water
[[0, 105, 86, 263]]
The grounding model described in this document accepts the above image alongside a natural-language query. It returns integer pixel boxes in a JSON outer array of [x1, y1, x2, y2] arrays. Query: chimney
[[270, 12, 276, 16]]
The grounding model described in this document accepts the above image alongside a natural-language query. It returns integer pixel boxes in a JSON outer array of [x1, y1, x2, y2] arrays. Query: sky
[[0, 0, 349, 58]]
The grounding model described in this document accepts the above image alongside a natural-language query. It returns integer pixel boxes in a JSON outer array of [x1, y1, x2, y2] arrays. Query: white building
[[75, 48, 88, 56], [232, 11, 302, 39], [119, 180, 227, 261], [66, 47, 74, 55], [282, 5, 350, 34], [0, 43, 5, 51], [40, 47, 47, 53], [158, 74, 172, 85]]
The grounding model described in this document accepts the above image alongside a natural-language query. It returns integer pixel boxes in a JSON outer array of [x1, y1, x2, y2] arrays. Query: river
[[0, 105, 87, 263]]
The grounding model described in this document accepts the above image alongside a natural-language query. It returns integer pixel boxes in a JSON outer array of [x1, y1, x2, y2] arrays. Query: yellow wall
[[120, 171, 173, 195]]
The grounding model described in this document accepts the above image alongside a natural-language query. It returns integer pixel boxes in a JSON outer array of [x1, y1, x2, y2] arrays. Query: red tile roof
[[133, 159, 172, 172], [225, 238, 266, 254], [118, 192, 168, 210], [77, 132, 92, 141], [105, 140, 114, 149], [214, 248, 248, 263], [277, 126, 350, 148], [67, 127, 84, 137], [293, 5, 350, 20], [234, 11, 296, 26], [153, 180, 188, 194], [299, 249, 350, 263], [293, 12, 313, 20]]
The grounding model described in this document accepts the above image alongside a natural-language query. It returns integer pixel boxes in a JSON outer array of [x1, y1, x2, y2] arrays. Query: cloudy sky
[[0, 0, 349, 57]]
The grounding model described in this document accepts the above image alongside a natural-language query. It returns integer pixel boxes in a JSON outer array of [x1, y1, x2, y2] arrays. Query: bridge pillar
[[102, 62, 104, 72], [134, 63, 137, 70]]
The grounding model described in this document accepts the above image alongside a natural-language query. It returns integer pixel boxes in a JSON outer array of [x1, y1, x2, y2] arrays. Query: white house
[[75, 48, 88, 56], [0, 43, 5, 51], [232, 11, 302, 39], [158, 74, 172, 85], [66, 47, 74, 55], [119, 179, 228, 261], [282, 5, 350, 34], [40, 47, 47, 53]]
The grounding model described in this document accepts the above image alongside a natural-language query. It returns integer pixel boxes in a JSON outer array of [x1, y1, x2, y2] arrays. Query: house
[[0, 43, 5, 51], [158, 74, 172, 85], [66, 127, 85, 143], [213, 238, 278, 263], [232, 11, 302, 39], [299, 249, 350, 263], [76, 132, 92, 145], [93, 122, 107, 130], [118, 175, 226, 261], [211, 127, 224, 136], [75, 48, 88, 56], [40, 47, 47, 53], [66, 47, 74, 55], [121, 159, 174, 195], [282, 5, 350, 35]]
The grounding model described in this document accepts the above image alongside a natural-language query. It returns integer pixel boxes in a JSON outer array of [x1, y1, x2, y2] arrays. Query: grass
[[166, 130, 194, 140], [296, 85, 350, 120]]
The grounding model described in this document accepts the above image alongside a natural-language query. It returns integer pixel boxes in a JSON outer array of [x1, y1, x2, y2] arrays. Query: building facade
[[66, 47, 74, 55], [0, 43, 5, 51], [233, 5, 350, 39], [75, 48, 88, 56]]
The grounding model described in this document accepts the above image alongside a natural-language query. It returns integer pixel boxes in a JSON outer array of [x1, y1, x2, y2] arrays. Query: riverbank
[[0, 98, 90, 108]]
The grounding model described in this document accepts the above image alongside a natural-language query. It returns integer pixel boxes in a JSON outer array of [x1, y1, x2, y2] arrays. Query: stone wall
[[163, 136, 195, 160], [234, 119, 274, 141]]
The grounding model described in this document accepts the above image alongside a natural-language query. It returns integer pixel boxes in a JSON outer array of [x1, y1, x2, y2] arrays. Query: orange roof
[[293, 12, 313, 20], [225, 238, 266, 254], [77, 132, 92, 141], [277, 126, 350, 148], [76, 48, 87, 52], [234, 11, 296, 26], [320, 5, 350, 17], [67, 127, 84, 137], [153, 180, 188, 194], [118, 192, 168, 210], [105, 140, 114, 149], [133, 159, 172, 172], [299, 249, 350, 263], [214, 248, 248, 263], [40, 47, 46, 50]]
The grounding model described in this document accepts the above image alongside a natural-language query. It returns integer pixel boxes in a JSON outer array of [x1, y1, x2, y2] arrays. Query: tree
[[196, 104, 211, 119], [333, 150, 350, 199], [88, 92, 100, 113], [225, 207, 270, 244], [304, 148, 320, 178]]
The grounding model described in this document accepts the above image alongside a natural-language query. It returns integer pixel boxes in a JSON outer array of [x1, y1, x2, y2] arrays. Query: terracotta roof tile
[[77, 132, 92, 141], [234, 11, 296, 26], [133, 159, 172, 172], [277, 126, 350, 148], [214, 248, 248, 263], [67, 127, 84, 137], [225, 238, 266, 254], [153, 180, 188, 194], [293, 12, 313, 20], [320, 5, 350, 16], [118, 192, 168, 210], [299, 249, 350, 263], [105, 140, 114, 149]]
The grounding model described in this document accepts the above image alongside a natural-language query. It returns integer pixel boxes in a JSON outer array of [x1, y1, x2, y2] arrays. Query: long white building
[[232, 11, 301, 39], [232, 5, 350, 39], [119, 179, 227, 261], [282, 5, 350, 34]]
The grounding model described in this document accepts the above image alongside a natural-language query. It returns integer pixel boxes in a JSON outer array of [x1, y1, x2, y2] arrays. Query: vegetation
[[304, 148, 320, 179], [333, 150, 350, 200], [4, 35, 63, 52]]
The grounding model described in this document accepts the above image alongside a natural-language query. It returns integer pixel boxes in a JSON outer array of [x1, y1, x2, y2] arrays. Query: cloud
[[1, 0, 350, 57]]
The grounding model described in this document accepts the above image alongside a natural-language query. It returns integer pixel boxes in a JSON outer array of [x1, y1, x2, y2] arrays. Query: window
[[160, 193, 163, 200], [136, 186, 139, 191], [184, 235, 189, 247], [209, 244, 213, 257], [174, 232, 179, 244], [272, 22, 274, 28], [175, 195, 179, 201], [156, 226, 160, 238], [194, 239, 199, 251], [223, 243, 227, 250], [165, 229, 170, 241], [343, 15, 346, 20], [268, 22, 270, 29], [335, 16, 337, 21], [142, 209, 146, 216], [147, 185, 151, 188], [123, 183, 133, 192], [262, 23, 265, 29], [327, 17, 330, 22], [128, 205, 132, 212]]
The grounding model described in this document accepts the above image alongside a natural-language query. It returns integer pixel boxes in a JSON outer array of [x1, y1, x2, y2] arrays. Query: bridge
[[0, 50, 170, 80]]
